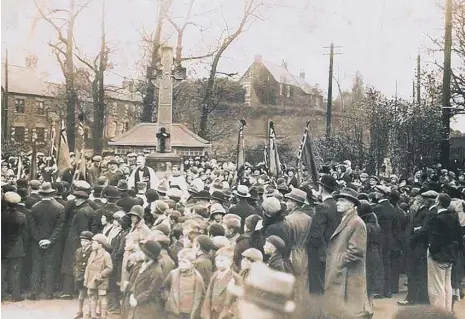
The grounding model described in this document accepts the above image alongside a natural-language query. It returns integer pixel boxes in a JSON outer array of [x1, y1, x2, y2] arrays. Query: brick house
[[240, 55, 324, 108], [1, 57, 142, 153]]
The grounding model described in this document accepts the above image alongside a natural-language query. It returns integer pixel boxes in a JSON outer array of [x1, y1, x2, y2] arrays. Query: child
[[264, 235, 293, 273], [164, 248, 206, 319], [84, 234, 113, 319], [192, 235, 215, 286], [73, 231, 94, 319], [201, 247, 242, 319]]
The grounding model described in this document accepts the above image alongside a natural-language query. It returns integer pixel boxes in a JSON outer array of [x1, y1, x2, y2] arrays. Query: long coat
[[193, 252, 213, 287], [228, 199, 259, 232], [61, 202, 94, 275], [84, 247, 113, 290], [360, 212, 384, 296], [324, 210, 372, 318], [1, 207, 28, 258], [163, 268, 205, 319], [128, 261, 165, 319]]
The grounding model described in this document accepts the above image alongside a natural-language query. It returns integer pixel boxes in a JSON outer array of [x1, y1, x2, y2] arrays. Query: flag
[[16, 155, 22, 180], [73, 114, 86, 181], [236, 119, 246, 170], [268, 121, 281, 177], [49, 124, 56, 157], [57, 120, 71, 174], [300, 122, 319, 185], [30, 143, 37, 180]]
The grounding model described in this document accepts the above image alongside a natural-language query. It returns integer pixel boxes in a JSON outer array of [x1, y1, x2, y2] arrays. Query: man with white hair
[[127, 156, 157, 193]]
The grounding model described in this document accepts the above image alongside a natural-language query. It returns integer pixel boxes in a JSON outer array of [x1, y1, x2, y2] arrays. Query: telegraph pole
[[323, 43, 342, 139], [2, 49, 9, 142], [441, 0, 453, 168], [417, 54, 421, 105]]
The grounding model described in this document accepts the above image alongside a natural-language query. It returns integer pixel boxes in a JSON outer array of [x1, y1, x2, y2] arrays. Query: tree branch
[[33, 0, 67, 43], [73, 0, 94, 19]]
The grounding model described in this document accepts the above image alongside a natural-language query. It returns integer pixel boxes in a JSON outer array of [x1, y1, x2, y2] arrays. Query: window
[[279, 83, 283, 96], [15, 99, 25, 113], [124, 122, 129, 132], [36, 128, 45, 142], [15, 126, 25, 141], [286, 85, 291, 98], [36, 101, 45, 115], [244, 85, 251, 96]]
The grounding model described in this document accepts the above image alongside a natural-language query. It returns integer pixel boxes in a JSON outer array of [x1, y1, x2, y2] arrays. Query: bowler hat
[[318, 175, 338, 190], [334, 187, 361, 206], [233, 185, 251, 198], [140, 240, 162, 261], [210, 203, 226, 216], [39, 182, 55, 194], [104, 186, 121, 199], [80, 231, 94, 240], [285, 188, 309, 205]]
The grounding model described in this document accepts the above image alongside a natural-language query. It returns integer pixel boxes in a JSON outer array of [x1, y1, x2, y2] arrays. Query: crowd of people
[[1, 152, 465, 319]]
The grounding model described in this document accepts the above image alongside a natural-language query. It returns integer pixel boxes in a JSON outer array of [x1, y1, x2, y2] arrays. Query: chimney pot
[[254, 54, 262, 63], [299, 70, 305, 79], [282, 60, 287, 69]]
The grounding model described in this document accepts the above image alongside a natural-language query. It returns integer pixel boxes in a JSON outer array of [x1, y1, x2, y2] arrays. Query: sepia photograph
[[1, 0, 465, 319]]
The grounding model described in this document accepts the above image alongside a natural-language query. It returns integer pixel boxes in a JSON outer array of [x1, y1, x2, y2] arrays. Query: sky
[[1, 0, 464, 131]]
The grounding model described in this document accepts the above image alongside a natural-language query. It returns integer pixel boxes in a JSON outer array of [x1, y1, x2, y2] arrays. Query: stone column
[[157, 46, 174, 153]]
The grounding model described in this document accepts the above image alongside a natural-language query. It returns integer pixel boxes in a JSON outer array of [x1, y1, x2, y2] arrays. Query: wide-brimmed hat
[[39, 182, 55, 194], [193, 190, 211, 201], [285, 188, 309, 205], [334, 187, 361, 207], [229, 262, 296, 313], [233, 185, 251, 198], [318, 175, 338, 191], [140, 240, 162, 261], [211, 191, 227, 202], [210, 203, 226, 217], [156, 183, 168, 194]]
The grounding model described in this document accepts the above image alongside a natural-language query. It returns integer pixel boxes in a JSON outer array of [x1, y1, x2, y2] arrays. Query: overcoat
[[228, 199, 258, 232], [360, 212, 384, 296], [128, 261, 165, 319], [1, 207, 28, 258], [163, 268, 205, 319], [324, 209, 372, 318], [61, 202, 94, 275], [84, 247, 113, 290], [193, 252, 213, 286], [73, 245, 92, 286]]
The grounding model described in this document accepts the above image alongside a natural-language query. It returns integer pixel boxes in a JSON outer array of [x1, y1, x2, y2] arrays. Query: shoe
[[45, 294, 54, 300], [27, 294, 37, 300], [60, 294, 73, 300], [73, 312, 83, 319], [11, 296, 25, 302], [397, 300, 412, 306]]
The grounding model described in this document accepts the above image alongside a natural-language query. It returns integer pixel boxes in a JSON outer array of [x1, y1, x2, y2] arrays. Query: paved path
[[2, 293, 465, 319]]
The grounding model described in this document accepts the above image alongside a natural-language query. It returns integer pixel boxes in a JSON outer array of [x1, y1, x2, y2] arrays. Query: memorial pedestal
[[146, 151, 182, 179]]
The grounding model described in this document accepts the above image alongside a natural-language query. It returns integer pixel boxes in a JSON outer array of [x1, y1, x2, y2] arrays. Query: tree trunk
[[66, 0, 76, 151]]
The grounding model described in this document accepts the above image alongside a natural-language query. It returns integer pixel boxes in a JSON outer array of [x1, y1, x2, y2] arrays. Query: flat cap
[[421, 190, 439, 198], [4, 191, 21, 204], [29, 179, 41, 190], [242, 248, 263, 262]]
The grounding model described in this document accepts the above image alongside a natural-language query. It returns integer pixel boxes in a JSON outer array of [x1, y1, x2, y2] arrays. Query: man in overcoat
[[229, 185, 258, 232], [28, 182, 65, 300], [324, 188, 372, 319], [307, 175, 340, 294]]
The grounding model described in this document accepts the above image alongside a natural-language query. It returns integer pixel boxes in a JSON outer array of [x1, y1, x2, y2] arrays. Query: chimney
[[299, 70, 305, 79], [25, 54, 38, 69], [254, 54, 262, 63], [122, 79, 134, 92], [281, 59, 287, 69]]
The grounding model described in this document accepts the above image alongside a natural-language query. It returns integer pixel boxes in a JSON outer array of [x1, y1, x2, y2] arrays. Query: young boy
[[201, 247, 242, 319], [84, 234, 113, 319], [264, 235, 292, 273], [192, 235, 215, 287], [164, 248, 206, 319], [73, 231, 94, 319]]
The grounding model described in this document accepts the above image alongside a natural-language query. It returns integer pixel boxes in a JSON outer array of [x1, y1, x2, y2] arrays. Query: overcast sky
[[2, 0, 464, 130]]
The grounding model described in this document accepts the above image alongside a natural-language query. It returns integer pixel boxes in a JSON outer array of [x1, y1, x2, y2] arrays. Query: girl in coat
[[128, 240, 165, 319]]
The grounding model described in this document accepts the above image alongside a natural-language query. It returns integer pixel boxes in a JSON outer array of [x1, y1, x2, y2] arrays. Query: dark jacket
[[2, 206, 28, 258], [61, 202, 94, 275], [91, 202, 122, 234], [374, 199, 396, 254], [73, 245, 92, 283], [228, 199, 259, 232], [25, 193, 41, 209], [361, 212, 384, 296], [233, 231, 262, 270], [424, 209, 463, 264], [193, 252, 213, 287], [308, 197, 339, 262], [30, 198, 65, 247]]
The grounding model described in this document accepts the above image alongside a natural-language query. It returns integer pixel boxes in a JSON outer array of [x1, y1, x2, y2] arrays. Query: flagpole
[[296, 121, 310, 184]]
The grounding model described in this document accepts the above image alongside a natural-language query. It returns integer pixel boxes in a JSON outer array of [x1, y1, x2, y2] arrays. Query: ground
[[1, 293, 465, 319]]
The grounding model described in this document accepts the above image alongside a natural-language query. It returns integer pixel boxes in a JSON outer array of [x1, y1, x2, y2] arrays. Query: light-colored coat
[[84, 248, 113, 290], [163, 268, 205, 319], [324, 209, 372, 318]]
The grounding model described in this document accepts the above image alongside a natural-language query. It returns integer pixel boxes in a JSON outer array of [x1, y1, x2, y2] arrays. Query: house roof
[[260, 60, 317, 95], [1, 64, 58, 97], [1, 64, 142, 102], [108, 122, 212, 148]]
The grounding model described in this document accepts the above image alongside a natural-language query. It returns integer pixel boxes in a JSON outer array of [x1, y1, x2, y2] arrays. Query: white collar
[[378, 199, 388, 203], [437, 208, 448, 214]]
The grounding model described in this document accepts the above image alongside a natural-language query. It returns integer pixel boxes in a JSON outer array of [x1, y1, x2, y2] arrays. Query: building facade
[[240, 55, 324, 108]]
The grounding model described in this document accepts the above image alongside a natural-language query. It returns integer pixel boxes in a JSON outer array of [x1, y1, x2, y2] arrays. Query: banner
[[57, 120, 71, 174], [30, 142, 37, 180], [236, 119, 246, 170], [268, 120, 281, 177], [300, 122, 319, 185]]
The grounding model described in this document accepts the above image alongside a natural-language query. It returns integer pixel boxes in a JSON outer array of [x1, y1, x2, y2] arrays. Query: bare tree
[[33, 0, 93, 151], [198, 0, 265, 139], [333, 65, 346, 111]]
